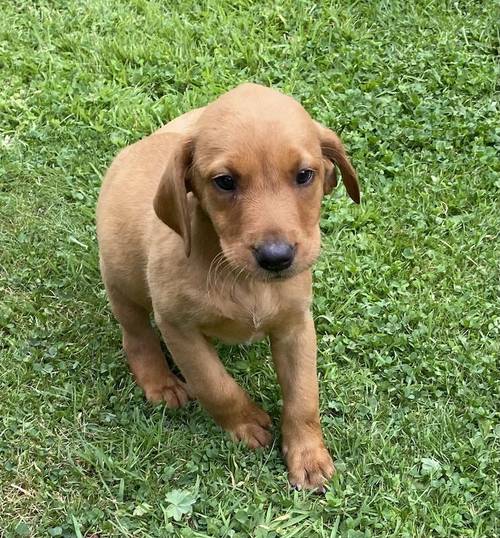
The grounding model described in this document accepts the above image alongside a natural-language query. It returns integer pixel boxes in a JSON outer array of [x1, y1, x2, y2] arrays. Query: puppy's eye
[[213, 174, 236, 192], [296, 169, 315, 186]]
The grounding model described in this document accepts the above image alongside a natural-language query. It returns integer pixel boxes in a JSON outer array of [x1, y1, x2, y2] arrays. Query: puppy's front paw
[[284, 439, 335, 492], [144, 375, 192, 408], [227, 404, 273, 449]]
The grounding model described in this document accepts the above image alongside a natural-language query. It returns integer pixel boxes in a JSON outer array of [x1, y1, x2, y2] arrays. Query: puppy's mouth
[[266, 267, 296, 280], [221, 253, 298, 282], [257, 253, 320, 282], [252, 263, 306, 282]]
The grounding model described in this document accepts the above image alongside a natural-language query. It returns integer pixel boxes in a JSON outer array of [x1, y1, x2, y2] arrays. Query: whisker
[[204, 245, 257, 309]]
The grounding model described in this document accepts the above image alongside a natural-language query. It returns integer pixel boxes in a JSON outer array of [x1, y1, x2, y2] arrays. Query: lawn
[[1, 0, 499, 536]]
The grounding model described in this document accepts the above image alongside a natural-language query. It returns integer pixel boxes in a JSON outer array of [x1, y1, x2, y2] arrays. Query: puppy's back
[[96, 133, 179, 306]]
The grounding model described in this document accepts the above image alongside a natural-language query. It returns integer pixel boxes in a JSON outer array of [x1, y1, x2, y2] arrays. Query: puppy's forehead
[[194, 85, 319, 164], [206, 83, 310, 120]]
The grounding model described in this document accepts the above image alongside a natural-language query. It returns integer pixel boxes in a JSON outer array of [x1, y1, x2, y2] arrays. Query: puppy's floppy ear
[[153, 136, 194, 257], [315, 122, 360, 203]]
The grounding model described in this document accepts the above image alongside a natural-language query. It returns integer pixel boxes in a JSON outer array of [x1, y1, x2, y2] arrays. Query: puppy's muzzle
[[253, 241, 296, 272]]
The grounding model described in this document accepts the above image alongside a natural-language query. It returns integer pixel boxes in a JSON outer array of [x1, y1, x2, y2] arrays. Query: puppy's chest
[[200, 284, 280, 344]]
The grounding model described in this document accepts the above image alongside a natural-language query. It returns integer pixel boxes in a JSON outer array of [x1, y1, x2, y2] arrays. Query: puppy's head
[[154, 83, 359, 280]]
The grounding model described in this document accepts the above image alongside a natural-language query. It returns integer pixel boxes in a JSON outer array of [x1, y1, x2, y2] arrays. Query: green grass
[[1, 0, 499, 536]]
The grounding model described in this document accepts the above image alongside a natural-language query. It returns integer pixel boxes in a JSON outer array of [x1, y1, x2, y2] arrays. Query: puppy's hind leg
[[106, 287, 191, 408]]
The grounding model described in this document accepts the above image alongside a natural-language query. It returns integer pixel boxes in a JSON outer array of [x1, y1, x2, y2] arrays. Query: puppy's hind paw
[[227, 404, 273, 449], [230, 421, 273, 449], [285, 440, 334, 492], [144, 376, 192, 408]]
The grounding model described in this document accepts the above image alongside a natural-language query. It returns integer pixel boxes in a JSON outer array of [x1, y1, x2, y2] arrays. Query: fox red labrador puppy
[[96, 83, 359, 490]]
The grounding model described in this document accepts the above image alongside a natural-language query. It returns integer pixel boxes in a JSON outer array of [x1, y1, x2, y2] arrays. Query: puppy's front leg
[[271, 312, 334, 491], [156, 318, 272, 449]]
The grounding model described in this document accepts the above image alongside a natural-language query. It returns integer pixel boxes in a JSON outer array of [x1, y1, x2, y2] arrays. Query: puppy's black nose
[[254, 241, 295, 272]]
